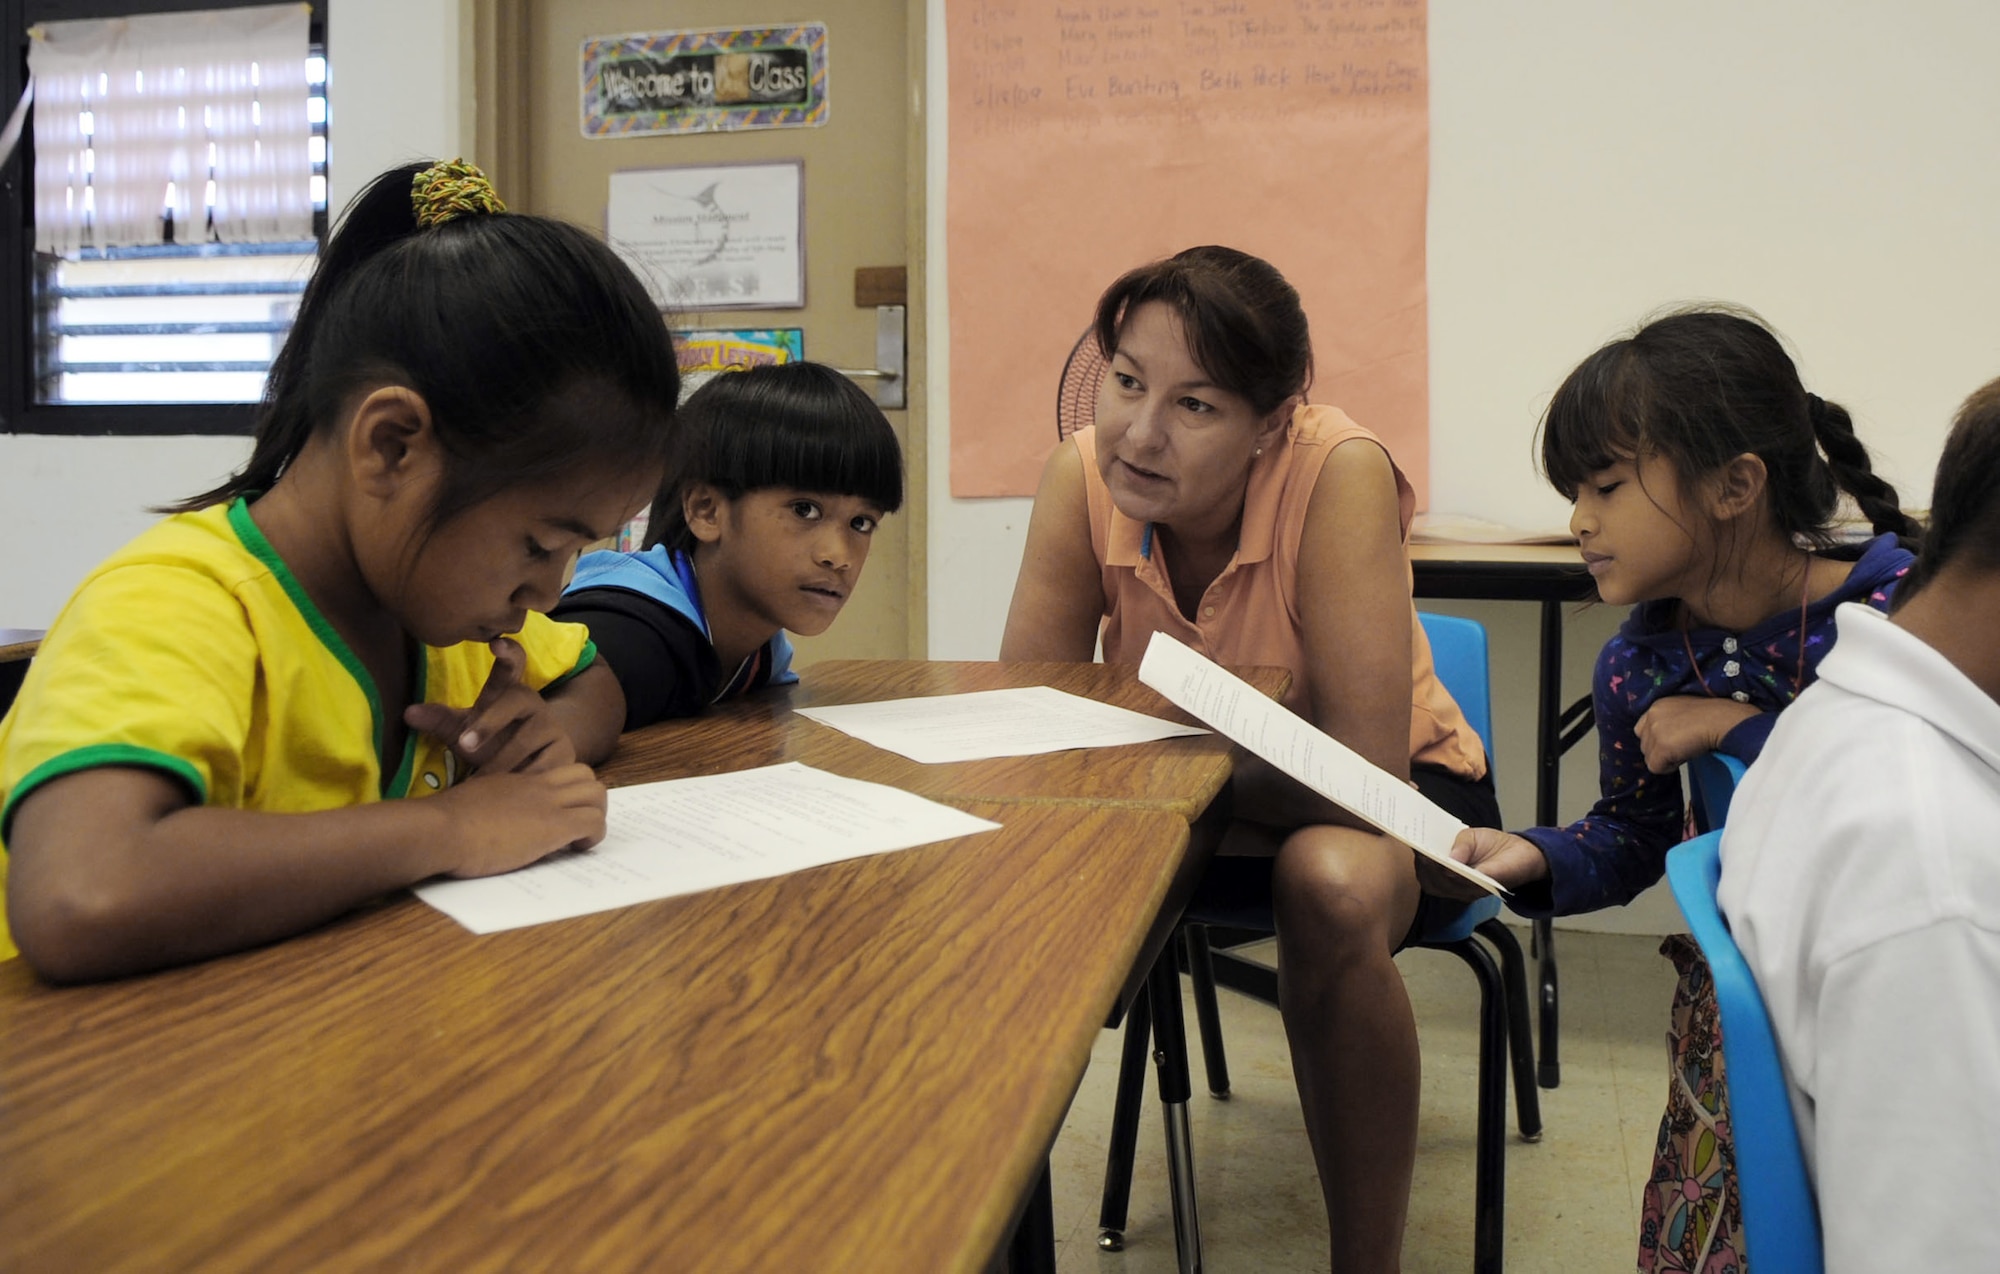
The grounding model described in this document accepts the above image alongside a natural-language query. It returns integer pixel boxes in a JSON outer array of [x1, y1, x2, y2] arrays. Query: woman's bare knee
[[1271, 827, 1420, 951]]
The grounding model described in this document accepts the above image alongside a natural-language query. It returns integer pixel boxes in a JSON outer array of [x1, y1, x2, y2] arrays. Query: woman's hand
[[1632, 696, 1762, 774], [404, 637, 577, 775], [1422, 827, 1549, 900], [433, 762, 609, 877]]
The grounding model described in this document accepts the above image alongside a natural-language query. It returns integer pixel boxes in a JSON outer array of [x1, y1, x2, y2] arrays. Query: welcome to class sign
[[581, 23, 829, 138]]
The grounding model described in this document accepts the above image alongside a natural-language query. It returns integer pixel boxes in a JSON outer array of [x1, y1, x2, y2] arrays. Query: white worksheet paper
[[1137, 633, 1504, 894], [793, 685, 1208, 764], [415, 762, 1003, 934]]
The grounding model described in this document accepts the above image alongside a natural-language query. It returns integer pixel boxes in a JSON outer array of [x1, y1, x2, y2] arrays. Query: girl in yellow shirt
[[0, 160, 679, 981]]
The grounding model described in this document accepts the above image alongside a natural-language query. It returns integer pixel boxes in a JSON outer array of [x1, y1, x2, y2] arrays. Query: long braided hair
[[1540, 306, 1916, 553]]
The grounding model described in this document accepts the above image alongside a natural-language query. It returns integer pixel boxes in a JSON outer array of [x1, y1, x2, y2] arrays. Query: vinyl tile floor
[[1048, 926, 1680, 1273]]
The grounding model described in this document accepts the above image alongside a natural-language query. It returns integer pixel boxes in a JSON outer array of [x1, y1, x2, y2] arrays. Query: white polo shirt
[[1719, 602, 2000, 1272]]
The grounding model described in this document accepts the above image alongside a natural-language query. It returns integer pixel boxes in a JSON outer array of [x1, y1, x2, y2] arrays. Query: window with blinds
[[25, 9, 325, 407]]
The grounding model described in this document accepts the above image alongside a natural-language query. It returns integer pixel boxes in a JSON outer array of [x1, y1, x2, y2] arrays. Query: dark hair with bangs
[[170, 162, 681, 525], [1895, 376, 2000, 606], [646, 362, 905, 552], [1540, 306, 1913, 550], [1092, 245, 1313, 416]]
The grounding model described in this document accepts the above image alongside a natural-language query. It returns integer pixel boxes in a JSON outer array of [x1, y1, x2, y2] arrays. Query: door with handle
[[514, 0, 919, 662]]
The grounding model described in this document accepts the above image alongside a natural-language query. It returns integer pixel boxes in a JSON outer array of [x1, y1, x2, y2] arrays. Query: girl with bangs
[[1441, 305, 1915, 1273]]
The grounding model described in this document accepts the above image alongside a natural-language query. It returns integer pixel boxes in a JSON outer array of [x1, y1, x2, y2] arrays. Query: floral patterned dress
[[1639, 936, 1745, 1274]]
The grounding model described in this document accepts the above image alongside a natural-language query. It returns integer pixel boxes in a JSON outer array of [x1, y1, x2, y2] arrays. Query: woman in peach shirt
[[1002, 246, 1492, 1271]]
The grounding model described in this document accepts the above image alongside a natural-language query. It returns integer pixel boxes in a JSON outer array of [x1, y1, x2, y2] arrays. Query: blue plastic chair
[[1687, 750, 1749, 835], [1666, 831, 1825, 1272], [1097, 612, 1541, 1274]]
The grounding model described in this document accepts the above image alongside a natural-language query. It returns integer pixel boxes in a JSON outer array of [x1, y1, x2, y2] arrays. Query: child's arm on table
[[6, 761, 605, 983], [541, 660, 624, 765]]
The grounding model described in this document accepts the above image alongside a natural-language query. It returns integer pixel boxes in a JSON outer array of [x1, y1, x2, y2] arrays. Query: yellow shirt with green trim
[[0, 499, 596, 961]]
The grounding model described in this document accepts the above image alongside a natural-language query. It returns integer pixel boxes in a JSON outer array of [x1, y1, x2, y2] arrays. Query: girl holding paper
[[1437, 307, 1915, 1274], [1001, 245, 1494, 1269]]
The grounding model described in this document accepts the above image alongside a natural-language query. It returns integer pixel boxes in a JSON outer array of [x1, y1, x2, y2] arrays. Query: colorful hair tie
[[412, 159, 506, 229]]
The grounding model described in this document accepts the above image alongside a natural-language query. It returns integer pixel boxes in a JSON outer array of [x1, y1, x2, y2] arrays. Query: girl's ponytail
[[1806, 394, 1917, 541], [173, 159, 677, 524], [167, 164, 450, 512]]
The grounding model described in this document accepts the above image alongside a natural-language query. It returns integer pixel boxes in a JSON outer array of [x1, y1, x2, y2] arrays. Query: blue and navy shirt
[[1513, 533, 1914, 918], [551, 546, 796, 730]]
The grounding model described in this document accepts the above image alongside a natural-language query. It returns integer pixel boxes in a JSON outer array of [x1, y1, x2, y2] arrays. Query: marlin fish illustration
[[667, 181, 729, 266]]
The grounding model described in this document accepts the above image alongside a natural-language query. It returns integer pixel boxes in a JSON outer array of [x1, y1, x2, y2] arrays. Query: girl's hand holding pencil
[[431, 763, 609, 876], [406, 637, 611, 870]]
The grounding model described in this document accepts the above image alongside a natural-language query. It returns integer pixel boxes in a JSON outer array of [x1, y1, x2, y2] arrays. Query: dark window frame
[[1, 0, 328, 436]]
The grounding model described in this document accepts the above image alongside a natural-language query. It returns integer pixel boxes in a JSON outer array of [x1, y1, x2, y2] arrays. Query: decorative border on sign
[[580, 23, 830, 138]]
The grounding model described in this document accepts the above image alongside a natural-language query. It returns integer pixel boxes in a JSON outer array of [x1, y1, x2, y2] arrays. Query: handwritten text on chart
[[960, 0, 1424, 130]]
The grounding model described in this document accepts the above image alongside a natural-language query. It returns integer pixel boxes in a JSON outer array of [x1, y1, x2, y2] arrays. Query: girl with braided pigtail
[[0, 160, 681, 981], [1430, 305, 1916, 1273]]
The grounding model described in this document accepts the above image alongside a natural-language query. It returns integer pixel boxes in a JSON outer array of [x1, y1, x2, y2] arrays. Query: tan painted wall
[[514, 0, 920, 665]]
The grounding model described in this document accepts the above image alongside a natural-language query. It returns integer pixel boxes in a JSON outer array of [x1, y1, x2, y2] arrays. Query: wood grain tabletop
[[0, 629, 41, 664], [600, 659, 1290, 820], [1408, 542, 1584, 567], [0, 800, 1190, 1274]]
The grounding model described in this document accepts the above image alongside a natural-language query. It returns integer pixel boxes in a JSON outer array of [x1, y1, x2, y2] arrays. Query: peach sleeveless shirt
[[1074, 405, 1487, 780]]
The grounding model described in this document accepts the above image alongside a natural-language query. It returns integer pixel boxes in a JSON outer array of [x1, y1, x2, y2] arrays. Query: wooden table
[[3, 657, 1276, 1272], [0, 800, 1189, 1273], [603, 658, 1290, 1273], [0, 629, 41, 663], [1410, 541, 1594, 1087], [602, 659, 1291, 821], [0, 629, 41, 718]]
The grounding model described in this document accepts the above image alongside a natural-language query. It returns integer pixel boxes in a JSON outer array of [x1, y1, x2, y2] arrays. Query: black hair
[[171, 162, 681, 525], [1895, 376, 2000, 605], [1092, 245, 1313, 416], [1540, 306, 1915, 550], [646, 362, 905, 553]]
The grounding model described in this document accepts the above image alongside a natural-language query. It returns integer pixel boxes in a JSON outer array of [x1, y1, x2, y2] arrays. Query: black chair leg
[[1147, 934, 1204, 1274], [1532, 916, 1561, 1088], [1183, 924, 1232, 1099], [1097, 983, 1153, 1251], [1444, 937, 1509, 1274], [1478, 918, 1543, 1142]]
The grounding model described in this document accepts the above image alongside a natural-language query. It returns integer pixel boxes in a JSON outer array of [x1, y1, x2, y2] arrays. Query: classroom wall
[[925, 0, 2000, 932], [0, 0, 470, 629], [927, 0, 2000, 654], [10, 2, 1991, 936]]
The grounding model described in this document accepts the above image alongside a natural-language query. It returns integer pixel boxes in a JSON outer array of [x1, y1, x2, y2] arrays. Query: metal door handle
[[833, 305, 905, 409]]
